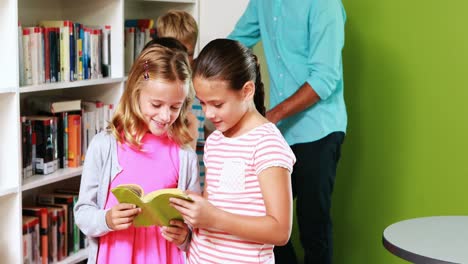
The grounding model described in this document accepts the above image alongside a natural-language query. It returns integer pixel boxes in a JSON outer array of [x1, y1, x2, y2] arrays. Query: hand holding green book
[[111, 184, 192, 227]]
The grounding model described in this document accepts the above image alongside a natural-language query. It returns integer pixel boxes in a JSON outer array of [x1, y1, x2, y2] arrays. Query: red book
[[23, 207, 49, 264]]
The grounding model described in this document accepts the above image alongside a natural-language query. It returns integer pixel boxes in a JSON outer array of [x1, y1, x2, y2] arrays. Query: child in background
[[170, 39, 296, 264], [156, 10, 197, 64], [74, 44, 201, 264], [157, 10, 208, 188]]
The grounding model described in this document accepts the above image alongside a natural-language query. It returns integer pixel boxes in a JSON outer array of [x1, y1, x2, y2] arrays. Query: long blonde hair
[[109, 44, 194, 149]]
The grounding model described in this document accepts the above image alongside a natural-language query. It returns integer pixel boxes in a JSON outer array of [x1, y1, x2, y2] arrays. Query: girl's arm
[[172, 166, 293, 246], [178, 147, 201, 194], [74, 133, 118, 237]]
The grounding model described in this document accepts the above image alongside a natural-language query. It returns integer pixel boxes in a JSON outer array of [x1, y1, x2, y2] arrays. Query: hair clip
[[143, 60, 150, 80]]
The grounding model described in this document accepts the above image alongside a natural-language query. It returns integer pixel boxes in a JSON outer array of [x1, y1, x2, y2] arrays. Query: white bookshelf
[[0, 186, 19, 197], [57, 248, 88, 264], [0, 87, 17, 93], [22, 167, 83, 191], [20, 77, 125, 93], [0, 0, 203, 263]]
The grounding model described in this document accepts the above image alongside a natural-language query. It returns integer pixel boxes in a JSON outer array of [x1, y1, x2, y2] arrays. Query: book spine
[[83, 28, 89, 79], [47, 210, 58, 263], [38, 27, 45, 84], [63, 112, 68, 168], [31, 124, 36, 174], [51, 117, 59, 172], [124, 27, 135, 73], [33, 118, 55, 175], [32, 218, 40, 263], [23, 209, 48, 264], [102, 25, 111, 77], [18, 23, 24, 86], [67, 114, 81, 168], [69, 21, 75, 81], [21, 117, 33, 179], [90, 29, 98, 78], [43, 27, 51, 83], [55, 28, 61, 82], [30, 27, 40, 85], [62, 21, 70, 82], [56, 113, 64, 168], [56, 210, 66, 260], [22, 218, 32, 263], [22, 28, 32, 85], [81, 112, 88, 164], [77, 23, 84, 80]]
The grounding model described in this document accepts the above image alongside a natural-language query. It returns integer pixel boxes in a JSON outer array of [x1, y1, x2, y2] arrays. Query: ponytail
[[252, 54, 266, 116]]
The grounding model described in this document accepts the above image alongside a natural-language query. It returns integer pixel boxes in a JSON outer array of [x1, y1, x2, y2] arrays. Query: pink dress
[[97, 133, 185, 264]]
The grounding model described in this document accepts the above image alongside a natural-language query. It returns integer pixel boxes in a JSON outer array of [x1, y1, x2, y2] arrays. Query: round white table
[[382, 216, 468, 264]]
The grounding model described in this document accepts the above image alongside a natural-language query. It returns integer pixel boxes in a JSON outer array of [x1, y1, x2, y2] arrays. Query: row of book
[[124, 19, 157, 73], [21, 97, 114, 178], [23, 189, 85, 264], [19, 20, 111, 86]]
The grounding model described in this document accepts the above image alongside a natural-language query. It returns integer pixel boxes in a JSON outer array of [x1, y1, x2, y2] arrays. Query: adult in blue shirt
[[228, 0, 347, 263]]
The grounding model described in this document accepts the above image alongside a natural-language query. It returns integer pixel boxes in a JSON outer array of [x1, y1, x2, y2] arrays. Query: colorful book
[[23, 207, 49, 264], [102, 25, 111, 77], [22, 27, 32, 85], [55, 189, 87, 249], [21, 117, 33, 179], [37, 193, 76, 255], [39, 21, 71, 82], [67, 114, 81, 168], [124, 27, 135, 73], [22, 216, 40, 264], [26, 116, 56, 175]]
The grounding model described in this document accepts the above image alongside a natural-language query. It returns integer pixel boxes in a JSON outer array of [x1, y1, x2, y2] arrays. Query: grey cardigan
[[74, 131, 201, 264]]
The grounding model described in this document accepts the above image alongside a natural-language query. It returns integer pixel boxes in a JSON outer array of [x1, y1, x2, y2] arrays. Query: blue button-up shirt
[[228, 0, 347, 145]]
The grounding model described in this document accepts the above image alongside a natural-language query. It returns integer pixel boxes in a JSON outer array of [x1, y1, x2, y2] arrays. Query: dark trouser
[[274, 132, 345, 264]]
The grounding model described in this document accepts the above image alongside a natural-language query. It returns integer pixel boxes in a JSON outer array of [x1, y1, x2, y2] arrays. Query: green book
[[111, 184, 192, 227]]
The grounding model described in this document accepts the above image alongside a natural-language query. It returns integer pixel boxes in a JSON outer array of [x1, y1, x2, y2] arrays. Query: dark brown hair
[[192, 38, 266, 116], [143, 37, 188, 53]]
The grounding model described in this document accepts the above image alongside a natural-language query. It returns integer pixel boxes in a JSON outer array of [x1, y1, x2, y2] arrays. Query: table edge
[[382, 233, 458, 264]]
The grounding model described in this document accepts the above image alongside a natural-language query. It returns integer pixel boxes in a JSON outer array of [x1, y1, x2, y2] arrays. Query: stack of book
[[124, 19, 157, 73], [22, 188, 87, 263], [21, 97, 114, 178], [18, 20, 111, 86]]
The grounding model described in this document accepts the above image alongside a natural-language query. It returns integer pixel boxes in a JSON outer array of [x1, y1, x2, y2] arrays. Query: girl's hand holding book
[[161, 220, 189, 245], [105, 203, 141, 231], [170, 192, 219, 229]]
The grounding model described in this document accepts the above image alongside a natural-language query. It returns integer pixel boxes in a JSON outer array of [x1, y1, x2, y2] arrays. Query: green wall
[[333, 0, 468, 263], [255, 1, 468, 263]]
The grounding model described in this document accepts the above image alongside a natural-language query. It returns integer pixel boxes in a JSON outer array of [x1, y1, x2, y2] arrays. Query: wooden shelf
[[20, 77, 125, 93], [22, 167, 83, 191]]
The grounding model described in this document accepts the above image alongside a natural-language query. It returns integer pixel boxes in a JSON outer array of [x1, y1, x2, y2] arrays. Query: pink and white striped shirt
[[188, 123, 296, 264]]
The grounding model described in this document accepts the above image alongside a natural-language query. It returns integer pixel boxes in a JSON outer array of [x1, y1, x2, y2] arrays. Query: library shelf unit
[[0, 0, 201, 263]]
